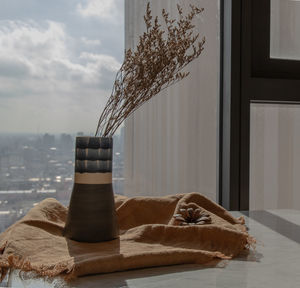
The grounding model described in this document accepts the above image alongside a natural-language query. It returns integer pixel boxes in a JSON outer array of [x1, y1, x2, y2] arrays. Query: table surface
[[6, 209, 300, 288]]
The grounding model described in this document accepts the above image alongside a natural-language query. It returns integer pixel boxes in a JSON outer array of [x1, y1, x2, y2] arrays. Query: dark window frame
[[220, 0, 300, 211], [252, 0, 300, 79]]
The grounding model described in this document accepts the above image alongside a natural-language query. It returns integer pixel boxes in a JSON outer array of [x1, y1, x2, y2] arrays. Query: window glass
[[270, 0, 300, 60], [0, 0, 124, 231]]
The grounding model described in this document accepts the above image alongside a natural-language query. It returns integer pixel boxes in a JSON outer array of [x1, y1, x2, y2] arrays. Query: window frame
[[220, 0, 300, 211]]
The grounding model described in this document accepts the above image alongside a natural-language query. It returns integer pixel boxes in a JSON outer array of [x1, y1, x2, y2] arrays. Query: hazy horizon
[[0, 0, 124, 134], [0, 126, 124, 136]]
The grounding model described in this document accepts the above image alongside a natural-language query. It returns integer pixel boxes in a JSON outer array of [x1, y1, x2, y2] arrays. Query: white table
[[7, 210, 300, 288]]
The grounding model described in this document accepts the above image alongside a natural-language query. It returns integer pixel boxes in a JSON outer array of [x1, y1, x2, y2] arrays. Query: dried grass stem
[[95, 3, 205, 136]]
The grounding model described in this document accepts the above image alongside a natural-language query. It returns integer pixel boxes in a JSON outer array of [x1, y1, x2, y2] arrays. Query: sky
[[0, 0, 124, 134]]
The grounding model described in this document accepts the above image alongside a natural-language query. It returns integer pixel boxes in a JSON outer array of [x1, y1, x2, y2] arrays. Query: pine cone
[[173, 207, 212, 226]]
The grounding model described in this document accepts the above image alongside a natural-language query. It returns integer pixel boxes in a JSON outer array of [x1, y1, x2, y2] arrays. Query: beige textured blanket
[[0, 192, 254, 281]]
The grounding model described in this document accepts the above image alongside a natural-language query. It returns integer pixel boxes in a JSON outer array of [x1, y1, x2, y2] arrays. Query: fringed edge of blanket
[[0, 242, 76, 283]]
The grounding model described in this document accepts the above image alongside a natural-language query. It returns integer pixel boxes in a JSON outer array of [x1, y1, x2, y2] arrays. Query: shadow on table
[[71, 264, 216, 288], [234, 249, 263, 262], [65, 235, 233, 287], [242, 210, 300, 244], [9, 263, 225, 288], [66, 239, 205, 288]]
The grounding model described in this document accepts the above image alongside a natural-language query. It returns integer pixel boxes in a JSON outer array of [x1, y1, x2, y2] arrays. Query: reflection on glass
[[250, 103, 300, 210], [270, 0, 300, 60]]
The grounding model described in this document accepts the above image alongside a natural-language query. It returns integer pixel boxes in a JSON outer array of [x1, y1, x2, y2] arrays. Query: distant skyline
[[0, 0, 124, 133]]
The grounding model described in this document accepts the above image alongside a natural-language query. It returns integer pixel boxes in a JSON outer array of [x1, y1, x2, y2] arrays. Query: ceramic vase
[[63, 136, 119, 242]]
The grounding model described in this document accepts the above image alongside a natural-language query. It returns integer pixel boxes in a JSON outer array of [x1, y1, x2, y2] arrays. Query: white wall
[[124, 0, 220, 200]]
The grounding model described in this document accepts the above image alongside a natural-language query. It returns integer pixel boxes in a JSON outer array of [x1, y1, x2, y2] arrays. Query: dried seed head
[[173, 206, 212, 226], [95, 3, 205, 136]]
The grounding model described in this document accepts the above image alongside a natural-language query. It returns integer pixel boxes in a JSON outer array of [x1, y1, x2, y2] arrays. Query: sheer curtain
[[250, 104, 300, 210], [124, 0, 220, 200]]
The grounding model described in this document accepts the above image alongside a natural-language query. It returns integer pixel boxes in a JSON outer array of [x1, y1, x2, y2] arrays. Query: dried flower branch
[[95, 2, 205, 136]]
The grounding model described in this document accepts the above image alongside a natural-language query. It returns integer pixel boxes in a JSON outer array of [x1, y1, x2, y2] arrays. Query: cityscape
[[0, 129, 124, 232]]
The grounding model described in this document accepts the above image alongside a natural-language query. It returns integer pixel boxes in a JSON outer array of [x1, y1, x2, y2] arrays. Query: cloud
[[0, 20, 67, 77], [0, 19, 122, 133], [79, 52, 120, 88], [81, 37, 101, 47], [77, 0, 122, 22], [80, 52, 120, 71], [0, 57, 30, 78], [0, 20, 120, 86]]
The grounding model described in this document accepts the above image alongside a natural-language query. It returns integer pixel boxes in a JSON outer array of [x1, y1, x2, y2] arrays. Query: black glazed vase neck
[[75, 136, 113, 174]]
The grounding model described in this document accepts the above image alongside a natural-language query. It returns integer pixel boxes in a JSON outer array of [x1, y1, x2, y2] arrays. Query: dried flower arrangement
[[173, 207, 212, 226], [95, 2, 205, 137]]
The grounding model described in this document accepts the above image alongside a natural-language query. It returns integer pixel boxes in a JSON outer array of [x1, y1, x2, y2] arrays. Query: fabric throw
[[0, 193, 255, 281]]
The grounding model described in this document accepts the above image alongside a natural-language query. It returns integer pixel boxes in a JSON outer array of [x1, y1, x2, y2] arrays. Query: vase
[[63, 136, 119, 242]]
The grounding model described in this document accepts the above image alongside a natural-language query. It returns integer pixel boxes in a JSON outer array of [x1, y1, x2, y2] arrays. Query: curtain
[[124, 0, 220, 200]]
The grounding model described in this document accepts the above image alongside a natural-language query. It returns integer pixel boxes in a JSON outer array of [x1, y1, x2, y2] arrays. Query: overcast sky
[[0, 0, 124, 134]]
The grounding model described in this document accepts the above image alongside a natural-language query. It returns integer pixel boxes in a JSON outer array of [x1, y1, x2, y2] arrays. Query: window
[[221, 0, 300, 210], [0, 0, 124, 231]]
